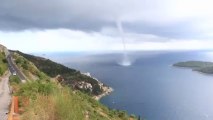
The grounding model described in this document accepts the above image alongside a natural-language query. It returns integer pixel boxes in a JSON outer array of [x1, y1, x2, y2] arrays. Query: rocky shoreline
[[82, 72, 114, 100], [93, 86, 114, 101]]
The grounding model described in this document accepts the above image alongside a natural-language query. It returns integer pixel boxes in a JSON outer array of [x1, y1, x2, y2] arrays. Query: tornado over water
[[116, 20, 131, 66]]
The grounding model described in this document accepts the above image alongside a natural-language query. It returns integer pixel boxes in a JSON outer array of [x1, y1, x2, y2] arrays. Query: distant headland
[[173, 61, 213, 74]]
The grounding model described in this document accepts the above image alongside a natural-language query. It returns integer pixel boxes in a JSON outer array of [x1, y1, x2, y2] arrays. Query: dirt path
[[0, 73, 11, 120]]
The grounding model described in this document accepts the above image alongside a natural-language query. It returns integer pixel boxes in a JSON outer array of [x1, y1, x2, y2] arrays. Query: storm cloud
[[1, 0, 213, 39], [0, 0, 144, 30], [1, 0, 213, 52]]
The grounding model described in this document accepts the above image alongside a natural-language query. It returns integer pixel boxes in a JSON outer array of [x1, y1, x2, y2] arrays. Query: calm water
[[42, 51, 213, 120]]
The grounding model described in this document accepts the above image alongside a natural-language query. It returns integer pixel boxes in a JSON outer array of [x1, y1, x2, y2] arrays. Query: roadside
[[0, 72, 11, 120]]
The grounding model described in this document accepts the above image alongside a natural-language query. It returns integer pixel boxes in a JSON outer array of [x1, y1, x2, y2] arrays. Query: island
[[173, 61, 213, 74]]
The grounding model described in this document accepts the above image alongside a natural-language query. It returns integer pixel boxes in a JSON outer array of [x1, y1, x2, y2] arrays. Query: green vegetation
[[9, 75, 21, 84], [14, 51, 104, 95], [7, 50, 137, 120], [173, 61, 213, 74], [173, 61, 213, 68], [11, 80, 136, 120], [12, 52, 49, 80], [0, 52, 8, 75], [16, 80, 56, 99]]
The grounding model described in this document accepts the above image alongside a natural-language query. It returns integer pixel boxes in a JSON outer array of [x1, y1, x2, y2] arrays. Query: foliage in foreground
[[9, 75, 21, 84], [11, 80, 137, 120], [0, 51, 8, 75]]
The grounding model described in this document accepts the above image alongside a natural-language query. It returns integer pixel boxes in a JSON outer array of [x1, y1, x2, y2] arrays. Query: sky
[[0, 0, 213, 52]]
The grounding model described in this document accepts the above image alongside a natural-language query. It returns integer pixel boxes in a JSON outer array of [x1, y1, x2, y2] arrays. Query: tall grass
[[15, 81, 136, 120], [53, 87, 85, 120], [16, 80, 56, 99], [0, 51, 8, 75], [21, 95, 56, 120]]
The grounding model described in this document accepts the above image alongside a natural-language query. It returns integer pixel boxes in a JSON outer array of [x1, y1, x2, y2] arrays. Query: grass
[[0, 51, 8, 75], [9, 75, 21, 84], [15, 80, 56, 99], [11, 80, 137, 120]]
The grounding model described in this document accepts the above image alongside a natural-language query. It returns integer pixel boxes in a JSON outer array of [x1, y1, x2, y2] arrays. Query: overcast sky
[[0, 0, 213, 52]]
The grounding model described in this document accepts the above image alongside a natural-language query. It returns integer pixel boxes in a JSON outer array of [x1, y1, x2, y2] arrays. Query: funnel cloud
[[116, 20, 131, 66]]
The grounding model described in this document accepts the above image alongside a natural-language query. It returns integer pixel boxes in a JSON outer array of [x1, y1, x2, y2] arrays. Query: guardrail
[[8, 96, 19, 120]]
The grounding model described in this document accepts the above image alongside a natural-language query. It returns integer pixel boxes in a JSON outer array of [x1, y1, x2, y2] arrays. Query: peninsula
[[173, 61, 213, 74]]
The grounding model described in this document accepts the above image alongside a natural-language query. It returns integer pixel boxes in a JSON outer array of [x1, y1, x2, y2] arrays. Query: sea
[[36, 50, 213, 120]]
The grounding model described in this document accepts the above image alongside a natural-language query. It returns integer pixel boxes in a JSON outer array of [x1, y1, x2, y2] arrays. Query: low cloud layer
[[1, 29, 213, 52]]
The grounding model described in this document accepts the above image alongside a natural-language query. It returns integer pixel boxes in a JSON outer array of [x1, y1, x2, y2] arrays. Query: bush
[[15, 57, 22, 64], [9, 75, 21, 84], [0, 67, 2, 75], [22, 63, 29, 70], [16, 80, 56, 99], [2, 58, 7, 63], [0, 52, 8, 75], [118, 110, 128, 119]]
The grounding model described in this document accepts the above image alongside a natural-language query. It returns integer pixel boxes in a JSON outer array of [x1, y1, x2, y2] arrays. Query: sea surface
[[39, 51, 213, 120]]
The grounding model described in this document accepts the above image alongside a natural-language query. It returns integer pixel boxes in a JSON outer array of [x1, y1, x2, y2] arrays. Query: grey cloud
[[0, 0, 172, 30], [125, 20, 208, 39], [0, 0, 136, 30], [0, 0, 211, 39]]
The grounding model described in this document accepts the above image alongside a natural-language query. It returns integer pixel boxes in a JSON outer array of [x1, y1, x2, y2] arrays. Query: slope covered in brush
[[12, 51, 110, 96], [8, 50, 137, 120]]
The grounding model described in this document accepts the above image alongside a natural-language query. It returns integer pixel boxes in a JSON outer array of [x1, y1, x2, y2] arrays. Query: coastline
[[82, 72, 114, 100], [93, 86, 114, 101], [173, 62, 213, 76]]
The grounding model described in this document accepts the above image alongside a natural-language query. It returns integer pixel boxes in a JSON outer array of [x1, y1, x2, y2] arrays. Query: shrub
[[9, 75, 21, 84], [15, 57, 22, 64], [2, 58, 7, 63], [0, 67, 2, 75], [0, 51, 8, 75], [22, 63, 29, 70], [16, 80, 56, 99]]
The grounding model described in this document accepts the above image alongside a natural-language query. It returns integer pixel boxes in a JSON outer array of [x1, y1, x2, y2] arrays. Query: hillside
[[11, 80, 136, 120], [0, 45, 8, 76], [0, 51, 7, 75], [11, 50, 112, 97], [8, 50, 138, 120], [173, 61, 213, 74]]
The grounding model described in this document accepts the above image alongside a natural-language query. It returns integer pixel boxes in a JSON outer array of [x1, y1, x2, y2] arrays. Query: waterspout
[[116, 20, 131, 66]]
